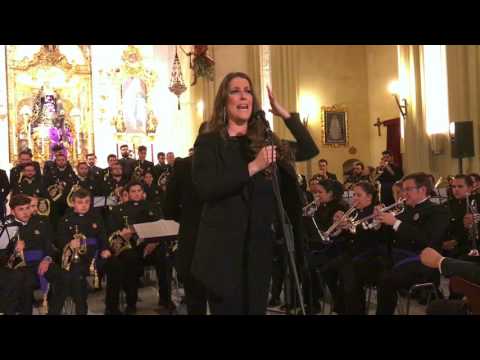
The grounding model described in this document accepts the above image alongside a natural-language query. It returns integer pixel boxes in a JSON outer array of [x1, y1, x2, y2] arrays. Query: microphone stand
[[262, 113, 306, 315]]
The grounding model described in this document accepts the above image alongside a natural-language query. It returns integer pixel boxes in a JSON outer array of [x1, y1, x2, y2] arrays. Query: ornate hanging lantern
[[168, 46, 187, 110]]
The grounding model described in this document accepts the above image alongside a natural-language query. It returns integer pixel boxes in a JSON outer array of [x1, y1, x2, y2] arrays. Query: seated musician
[[104, 182, 169, 315], [344, 161, 371, 191], [304, 178, 349, 313], [142, 171, 162, 208], [374, 172, 450, 315], [50, 189, 109, 315], [327, 181, 391, 314], [4, 195, 58, 315], [444, 175, 474, 260]]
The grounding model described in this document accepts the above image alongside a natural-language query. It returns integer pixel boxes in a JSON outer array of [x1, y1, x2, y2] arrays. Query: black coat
[[191, 113, 319, 303], [163, 156, 203, 279]]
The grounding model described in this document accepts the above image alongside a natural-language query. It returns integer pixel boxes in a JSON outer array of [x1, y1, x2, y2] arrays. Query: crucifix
[[373, 117, 384, 136]]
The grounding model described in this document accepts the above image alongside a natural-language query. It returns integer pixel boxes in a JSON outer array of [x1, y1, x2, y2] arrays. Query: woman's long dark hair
[[206, 72, 290, 162]]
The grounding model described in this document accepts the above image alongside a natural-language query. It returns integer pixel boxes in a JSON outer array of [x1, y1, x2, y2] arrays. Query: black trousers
[[0, 268, 22, 314], [270, 243, 286, 301], [142, 241, 173, 304], [13, 268, 37, 315], [46, 263, 89, 315], [339, 255, 387, 314], [376, 260, 439, 315], [104, 248, 141, 312]]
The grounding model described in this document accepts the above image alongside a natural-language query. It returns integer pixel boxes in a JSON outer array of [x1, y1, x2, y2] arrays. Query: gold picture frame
[[321, 105, 349, 147]]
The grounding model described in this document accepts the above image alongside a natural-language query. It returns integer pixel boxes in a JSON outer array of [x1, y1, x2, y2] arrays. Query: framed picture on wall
[[322, 105, 348, 146]]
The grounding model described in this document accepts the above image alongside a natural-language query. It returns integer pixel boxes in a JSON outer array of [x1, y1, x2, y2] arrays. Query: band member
[[86, 153, 103, 180], [142, 171, 162, 207], [43, 145, 74, 179], [328, 181, 390, 314], [304, 179, 349, 313], [166, 152, 176, 173], [5, 195, 56, 315], [133, 145, 154, 181], [344, 161, 371, 190], [118, 144, 136, 181], [9, 149, 42, 185], [312, 159, 337, 181], [50, 189, 109, 315], [0, 168, 10, 221], [101, 161, 129, 206], [29, 196, 51, 221], [191, 73, 318, 314], [374, 172, 449, 315], [101, 154, 118, 182], [374, 150, 403, 206], [104, 181, 163, 314], [153, 152, 168, 181], [164, 123, 208, 315], [444, 175, 473, 259], [44, 152, 76, 224], [12, 163, 46, 198], [468, 173, 480, 195]]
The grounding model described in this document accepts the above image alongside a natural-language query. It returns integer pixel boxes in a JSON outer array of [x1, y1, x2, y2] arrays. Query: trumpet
[[62, 225, 87, 271], [349, 198, 406, 233], [319, 205, 358, 243], [302, 197, 319, 217]]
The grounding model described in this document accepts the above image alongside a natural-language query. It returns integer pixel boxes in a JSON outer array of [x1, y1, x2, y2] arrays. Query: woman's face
[[226, 77, 253, 125], [353, 186, 372, 209], [317, 185, 333, 204]]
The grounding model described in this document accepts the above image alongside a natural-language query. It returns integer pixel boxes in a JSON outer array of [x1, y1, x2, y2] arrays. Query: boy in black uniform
[[104, 181, 165, 314], [142, 171, 162, 207], [132, 145, 154, 182], [374, 172, 449, 314], [3, 195, 57, 315], [50, 189, 109, 315]]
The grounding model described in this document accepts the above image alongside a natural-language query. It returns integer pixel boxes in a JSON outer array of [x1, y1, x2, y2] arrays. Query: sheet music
[[133, 220, 179, 239], [106, 196, 118, 206], [93, 197, 106, 208], [0, 226, 19, 250]]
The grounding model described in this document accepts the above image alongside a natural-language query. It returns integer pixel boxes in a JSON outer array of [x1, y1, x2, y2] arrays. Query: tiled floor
[[32, 275, 450, 316]]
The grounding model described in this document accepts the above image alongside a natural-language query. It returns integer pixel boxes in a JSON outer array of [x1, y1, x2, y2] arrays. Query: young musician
[[104, 182, 162, 314], [375, 150, 403, 206], [4, 195, 56, 315], [330, 181, 391, 314], [133, 146, 154, 181], [50, 189, 109, 315]]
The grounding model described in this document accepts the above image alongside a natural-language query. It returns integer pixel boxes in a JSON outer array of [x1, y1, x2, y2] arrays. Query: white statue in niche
[[328, 114, 343, 141], [121, 77, 147, 133]]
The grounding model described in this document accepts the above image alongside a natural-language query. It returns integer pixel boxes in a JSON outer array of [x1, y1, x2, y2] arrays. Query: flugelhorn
[[108, 216, 133, 256]]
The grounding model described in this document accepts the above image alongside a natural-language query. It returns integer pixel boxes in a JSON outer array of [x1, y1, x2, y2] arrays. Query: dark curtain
[[383, 118, 403, 171]]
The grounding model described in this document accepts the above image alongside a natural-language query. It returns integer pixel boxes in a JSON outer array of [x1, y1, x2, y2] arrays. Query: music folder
[[93, 196, 106, 208], [0, 226, 19, 249], [133, 220, 179, 240]]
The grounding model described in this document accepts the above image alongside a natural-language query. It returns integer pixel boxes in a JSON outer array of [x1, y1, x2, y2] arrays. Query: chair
[[397, 282, 440, 315], [450, 276, 480, 314]]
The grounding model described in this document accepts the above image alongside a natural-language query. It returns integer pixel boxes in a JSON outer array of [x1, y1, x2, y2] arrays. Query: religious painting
[[6, 45, 94, 166], [322, 105, 348, 146]]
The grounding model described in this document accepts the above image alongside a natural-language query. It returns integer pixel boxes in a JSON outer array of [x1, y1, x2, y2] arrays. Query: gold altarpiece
[[6, 45, 94, 166]]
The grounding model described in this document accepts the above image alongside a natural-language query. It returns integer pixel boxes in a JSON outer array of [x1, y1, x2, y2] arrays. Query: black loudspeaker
[[451, 121, 475, 158]]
